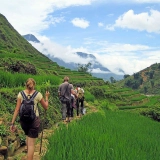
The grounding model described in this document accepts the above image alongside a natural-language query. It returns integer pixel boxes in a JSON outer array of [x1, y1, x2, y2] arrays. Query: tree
[[77, 62, 92, 73], [133, 73, 140, 79], [124, 74, 130, 79], [150, 80, 154, 88], [144, 86, 148, 94], [149, 70, 154, 79], [110, 76, 116, 83]]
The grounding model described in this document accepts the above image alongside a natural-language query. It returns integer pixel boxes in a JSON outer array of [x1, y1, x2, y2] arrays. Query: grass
[[42, 110, 160, 160]]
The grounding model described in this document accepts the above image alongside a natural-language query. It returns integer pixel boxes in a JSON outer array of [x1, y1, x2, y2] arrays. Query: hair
[[25, 78, 36, 90], [63, 76, 69, 82]]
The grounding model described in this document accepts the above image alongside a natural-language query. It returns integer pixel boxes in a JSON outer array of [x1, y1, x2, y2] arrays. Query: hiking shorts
[[20, 117, 40, 138]]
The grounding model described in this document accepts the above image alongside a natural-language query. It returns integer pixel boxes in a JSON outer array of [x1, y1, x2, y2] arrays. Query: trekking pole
[[39, 109, 46, 155]]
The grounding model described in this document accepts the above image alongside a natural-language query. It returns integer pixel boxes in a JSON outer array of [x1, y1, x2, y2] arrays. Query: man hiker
[[58, 76, 77, 123], [76, 84, 85, 117]]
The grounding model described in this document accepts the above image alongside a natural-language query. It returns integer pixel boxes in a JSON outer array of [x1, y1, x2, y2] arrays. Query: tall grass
[[0, 71, 60, 87], [42, 111, 160, 160]]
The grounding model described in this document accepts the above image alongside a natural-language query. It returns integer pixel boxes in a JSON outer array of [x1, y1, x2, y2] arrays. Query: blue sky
[[1, 0, 160, 75]]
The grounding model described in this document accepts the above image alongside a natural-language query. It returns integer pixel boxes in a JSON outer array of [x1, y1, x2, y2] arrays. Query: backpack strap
[[21, 91, 27, 101], [30, 91, 39, 101], [21, 91, 38, 101]]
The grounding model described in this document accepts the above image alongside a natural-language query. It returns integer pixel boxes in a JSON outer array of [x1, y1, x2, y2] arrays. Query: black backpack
[[19, 91, 38, 123]]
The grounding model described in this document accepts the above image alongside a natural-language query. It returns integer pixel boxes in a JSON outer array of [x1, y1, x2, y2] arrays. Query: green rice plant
[[130, 95, 147, 101], [0, 71, 60, 88], [100, 100, 118, 111], [84, 91, 95, 102], [42, 111, 160, 160]]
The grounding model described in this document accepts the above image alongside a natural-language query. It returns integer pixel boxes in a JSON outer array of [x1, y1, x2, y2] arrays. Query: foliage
[[115, 63, 160, 94], [89, 86, 105, 99], [83, 91, 95, 102], [100, 100, 118, 111], [0, 124, 9, 136], [42, 111, 160, 160], [140, 106, 160, 121], [77, 62, 92, 73]]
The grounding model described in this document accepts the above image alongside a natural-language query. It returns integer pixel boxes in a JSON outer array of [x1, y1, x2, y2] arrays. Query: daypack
[[19, 91, 38, 123], [77, 88, 84, 99]]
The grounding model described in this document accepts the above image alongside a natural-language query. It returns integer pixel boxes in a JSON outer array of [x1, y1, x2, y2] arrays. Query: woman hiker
[[10, 78, 50, 160]]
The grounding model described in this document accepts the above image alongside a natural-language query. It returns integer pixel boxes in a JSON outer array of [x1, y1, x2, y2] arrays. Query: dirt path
[[12, 102, 97, 160]]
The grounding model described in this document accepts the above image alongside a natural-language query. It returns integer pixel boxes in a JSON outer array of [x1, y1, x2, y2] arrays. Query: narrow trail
[[12, 103, 97, 160]]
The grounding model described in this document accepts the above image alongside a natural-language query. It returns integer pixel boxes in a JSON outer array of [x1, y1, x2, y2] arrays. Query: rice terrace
[[0, 12, 160, 160]]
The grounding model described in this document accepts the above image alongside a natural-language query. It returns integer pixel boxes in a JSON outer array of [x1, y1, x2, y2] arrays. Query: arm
[[10, 98, 21, 132], [71, 89, 77, 98], [40, 91, 50, 110]]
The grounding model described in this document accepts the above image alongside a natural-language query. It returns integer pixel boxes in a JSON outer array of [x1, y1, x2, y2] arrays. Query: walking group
[[10, 76, 85, 160], [58, 76, 85, 123]]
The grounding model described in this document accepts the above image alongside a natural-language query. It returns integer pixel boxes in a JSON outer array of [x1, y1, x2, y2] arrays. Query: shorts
[[20, 117, 40, 138]]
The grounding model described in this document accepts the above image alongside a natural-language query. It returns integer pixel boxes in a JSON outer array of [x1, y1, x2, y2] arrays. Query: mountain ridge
[[23, 34, 124, 81]]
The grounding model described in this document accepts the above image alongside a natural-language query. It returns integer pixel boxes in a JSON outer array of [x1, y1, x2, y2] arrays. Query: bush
[[100, 100, 118, 111], [84, 91, 95, 102]]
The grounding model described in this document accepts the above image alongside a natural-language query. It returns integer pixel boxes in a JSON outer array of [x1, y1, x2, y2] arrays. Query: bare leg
[[27, 136, 36, 160]]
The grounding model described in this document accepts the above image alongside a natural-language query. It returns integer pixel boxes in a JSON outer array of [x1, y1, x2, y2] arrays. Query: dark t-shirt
[[58, 82, 74, 100]]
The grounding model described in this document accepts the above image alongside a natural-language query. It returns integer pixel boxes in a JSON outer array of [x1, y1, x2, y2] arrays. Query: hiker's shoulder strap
[[30, 91, 39, 101], [21, 91, 38, 101], [21, 91, 27, 100]]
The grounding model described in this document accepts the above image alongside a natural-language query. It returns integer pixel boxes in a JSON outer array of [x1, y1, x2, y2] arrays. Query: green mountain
[[115, 63, 160, 95], [0, 13, 103, 84]]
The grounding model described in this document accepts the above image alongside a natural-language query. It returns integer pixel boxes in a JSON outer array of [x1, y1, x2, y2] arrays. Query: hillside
[[0, 14, 104, 85], [115, 63, 160, 94], [0, 13, 160, 160]]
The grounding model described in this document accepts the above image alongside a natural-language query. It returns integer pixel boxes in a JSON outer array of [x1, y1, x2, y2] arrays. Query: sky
[[1, 0, 160, 75]]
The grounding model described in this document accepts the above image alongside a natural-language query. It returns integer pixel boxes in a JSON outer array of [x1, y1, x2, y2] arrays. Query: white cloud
[[0, 0, 94, 34], [71, 18, 90, 29], [30, 35, 160, 75], [134, 0, 160, 3], [98, 22, 104, 27], [30, 35, 92, 64], [108, 10, 160, 33], [93, 51, 159, 75], [91, 68, 110, 73]]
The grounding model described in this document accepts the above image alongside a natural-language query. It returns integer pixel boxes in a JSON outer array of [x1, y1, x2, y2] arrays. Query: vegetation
[[115, 63, 160, 94], [1, 13, 160, 160], [43, 111, 160, 160]]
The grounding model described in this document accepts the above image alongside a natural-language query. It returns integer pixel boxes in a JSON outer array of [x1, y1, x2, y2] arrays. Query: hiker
[[76, 84, 85, 116], [70, 92, 76, 119], [10, 78, 50, 160], [58, 76, 77, 123]]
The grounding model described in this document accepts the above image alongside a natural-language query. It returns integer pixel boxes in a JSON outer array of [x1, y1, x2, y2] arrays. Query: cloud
[[30, 35, 160, 75], [98, 22, 104, 27], [0, 0, 94, 34], [107, 10, 160, 33], [71, 18, 90, 29], [134, 0, 160, 3], [30, 35, 92, 64], [91, 68, 110, 73]]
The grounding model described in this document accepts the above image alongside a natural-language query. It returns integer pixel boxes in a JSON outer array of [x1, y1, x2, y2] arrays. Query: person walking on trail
[[58, 76, 77, 123], [10, 78, 50, 160], [70, 92, 76, 119], [76, 84, 85, 117]]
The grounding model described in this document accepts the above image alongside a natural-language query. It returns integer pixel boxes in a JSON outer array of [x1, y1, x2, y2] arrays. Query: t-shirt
[[17, 91, 43, 117], [58, 82, 74, 100]]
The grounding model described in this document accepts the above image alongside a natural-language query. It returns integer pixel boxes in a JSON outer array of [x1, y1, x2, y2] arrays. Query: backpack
[[77, 88, 84, 99], [19, 91, 38, 123]]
